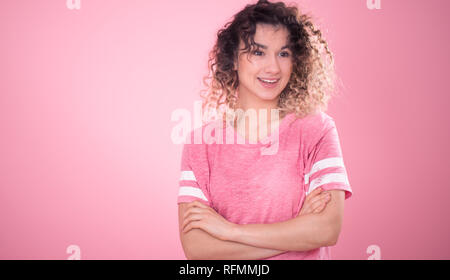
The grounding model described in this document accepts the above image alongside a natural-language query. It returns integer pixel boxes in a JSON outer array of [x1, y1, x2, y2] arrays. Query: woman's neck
[[231, 106, 288, 142]]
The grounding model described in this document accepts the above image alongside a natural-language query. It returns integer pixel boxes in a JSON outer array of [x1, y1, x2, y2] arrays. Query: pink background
[[1, 0, 449, 260]]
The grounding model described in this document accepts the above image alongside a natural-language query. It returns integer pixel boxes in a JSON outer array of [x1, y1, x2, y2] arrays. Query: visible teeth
[[259, 78, 278, 83]]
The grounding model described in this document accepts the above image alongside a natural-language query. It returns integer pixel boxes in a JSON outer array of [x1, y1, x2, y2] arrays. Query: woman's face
[[234, 23, 293, 108]]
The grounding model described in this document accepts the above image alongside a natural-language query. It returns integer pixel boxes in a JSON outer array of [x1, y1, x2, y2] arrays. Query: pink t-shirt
[[177, 111, 352, 260]]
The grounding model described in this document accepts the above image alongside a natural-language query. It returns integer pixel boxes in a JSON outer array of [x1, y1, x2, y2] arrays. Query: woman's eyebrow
[[254, 42, 289, 50]]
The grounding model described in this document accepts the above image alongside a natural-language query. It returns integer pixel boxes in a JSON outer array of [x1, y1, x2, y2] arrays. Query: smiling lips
[[258, 77, 280, 88]]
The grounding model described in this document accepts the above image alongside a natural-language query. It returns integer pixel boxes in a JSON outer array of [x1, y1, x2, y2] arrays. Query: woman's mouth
[[257, 77, 280, 89]]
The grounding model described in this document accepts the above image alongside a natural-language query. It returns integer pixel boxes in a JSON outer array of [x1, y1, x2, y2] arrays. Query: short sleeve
[[305, 116, 352, 199], [177, 131, 212, 207]]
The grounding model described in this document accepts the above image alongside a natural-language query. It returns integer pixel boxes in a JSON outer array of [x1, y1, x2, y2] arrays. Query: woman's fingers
[[312, 201, 327, 214], [299, 188, 323, 214], [183, 220, 201, 234], [182, 214, 197, 231], [183, 201, 211, 219], [182, 211, 207, 232], [182, 201, 218, 232], [304, 187, 323, 204], [300, 190, 331, 216], [309, 191, 330, 206], [183, 205, 203, 220], [182, 204, 207, 229], [309, 192, 331, 213]]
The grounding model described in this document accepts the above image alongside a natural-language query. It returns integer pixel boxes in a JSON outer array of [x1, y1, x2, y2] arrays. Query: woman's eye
[[252, 50, 290, 57]]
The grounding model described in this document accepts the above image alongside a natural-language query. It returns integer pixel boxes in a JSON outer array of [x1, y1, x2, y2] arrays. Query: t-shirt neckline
[[224, 112, 296, 148]]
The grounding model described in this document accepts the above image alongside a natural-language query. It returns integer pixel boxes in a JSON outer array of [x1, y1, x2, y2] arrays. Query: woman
[[177, 0, 352, 260]]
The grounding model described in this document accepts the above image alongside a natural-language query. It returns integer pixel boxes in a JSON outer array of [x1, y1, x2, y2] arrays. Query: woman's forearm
[[230, 212, 338, 252], [181, 228, 286, 260]]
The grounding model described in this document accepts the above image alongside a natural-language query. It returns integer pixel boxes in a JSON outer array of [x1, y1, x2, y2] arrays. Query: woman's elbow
[[180, 230, 212, 260], [322, 224, 341, 247], [184, 250, 200, 260], [184, 244, 214, 260], [181, 243, 195, 260], [181, 237, 200, 260]]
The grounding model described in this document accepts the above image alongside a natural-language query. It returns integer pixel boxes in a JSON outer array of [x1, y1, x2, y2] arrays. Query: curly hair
[[199, 0, 337, 123]]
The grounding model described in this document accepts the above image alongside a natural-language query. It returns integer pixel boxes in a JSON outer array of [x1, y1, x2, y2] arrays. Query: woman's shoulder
[[285, 111, 338, 151], [291, 110, 336, 131]]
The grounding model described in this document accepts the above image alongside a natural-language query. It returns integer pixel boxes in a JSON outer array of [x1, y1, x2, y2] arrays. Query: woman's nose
[[264, 54, 281, 73]]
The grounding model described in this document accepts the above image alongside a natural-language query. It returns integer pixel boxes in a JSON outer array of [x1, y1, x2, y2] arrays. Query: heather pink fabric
[[177, 111, 352, 260]]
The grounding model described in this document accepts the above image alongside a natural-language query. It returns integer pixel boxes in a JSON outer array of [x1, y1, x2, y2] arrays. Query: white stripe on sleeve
[[304, 157, 345, 184], [179, 170, 197, 181], [178, 186, 209, 201], [306, 173, 350, 195]]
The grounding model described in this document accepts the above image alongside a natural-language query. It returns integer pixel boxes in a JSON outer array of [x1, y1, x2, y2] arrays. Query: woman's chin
[[256, 92, 282, 101]]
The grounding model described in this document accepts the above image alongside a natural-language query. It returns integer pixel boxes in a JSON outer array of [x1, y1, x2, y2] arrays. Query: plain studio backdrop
[[0, 0, 449, 259]]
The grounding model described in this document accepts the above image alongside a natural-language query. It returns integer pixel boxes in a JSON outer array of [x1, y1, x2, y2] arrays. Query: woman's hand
[[182, 201, 237, 242], [298, 187, 331, 216]]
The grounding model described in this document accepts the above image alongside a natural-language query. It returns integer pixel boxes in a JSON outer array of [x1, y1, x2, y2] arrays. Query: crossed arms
[[178, 188, 345, 260]]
